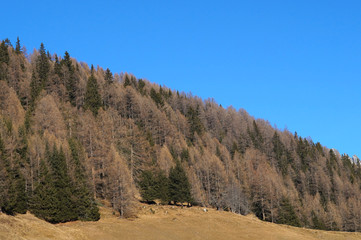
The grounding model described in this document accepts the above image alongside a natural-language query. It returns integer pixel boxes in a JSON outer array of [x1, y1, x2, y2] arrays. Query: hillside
[[1, 38, 361, 231], [2, 204, 361, 240]]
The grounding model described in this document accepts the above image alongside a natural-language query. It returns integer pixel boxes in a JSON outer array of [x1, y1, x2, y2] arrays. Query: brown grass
[[1, 204, 361, 240]]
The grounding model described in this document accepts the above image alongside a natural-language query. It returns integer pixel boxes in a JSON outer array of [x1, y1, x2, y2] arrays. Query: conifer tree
[[6, 166, 27, 214], [54, 55, 62, 77], [139, 170, 170, 203], [123, 74, 131, 87], [84, 66, 102, 116], [68, 138, 99, 221], [62, 51, 77, 106], [277, 197, 300, 227], [30, 158, 54, 221], [186, 106, 204, 142], [139, 170, 157, 202], [0, 40, 9, 80], [29, 70, 41, 107], [36, 43, 50, 90], [15, 37, 21, 55], [31, 145, 78, 223], [105, 68, 113, 85], [168, 162, 192, 205], [154, 170, 169, 203]]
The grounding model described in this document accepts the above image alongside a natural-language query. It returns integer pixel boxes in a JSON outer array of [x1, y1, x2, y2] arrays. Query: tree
[[104, 68, 113, 85], [30, 145, 78, 223], [0, 40, 9, 81], [61, 51, 77, 106], [277, 197, 300, 227], [68, 138, 100, 221], [138, 170, 169, 203], [36, 43, 50, 90], [138, 170, 157, 202], [168, 162, 192, 205], [84, 68, 102, 116], [15, 37, 21, 55]]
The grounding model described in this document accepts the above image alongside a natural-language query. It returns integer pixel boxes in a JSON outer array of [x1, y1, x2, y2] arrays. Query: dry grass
[[1, 204, 361, 240]]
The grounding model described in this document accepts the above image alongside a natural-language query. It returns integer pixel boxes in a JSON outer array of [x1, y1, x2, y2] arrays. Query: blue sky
[[2, 0, 360, 157]]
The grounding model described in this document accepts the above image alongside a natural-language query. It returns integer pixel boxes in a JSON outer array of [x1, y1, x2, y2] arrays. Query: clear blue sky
[[2, 0, 360, 157]]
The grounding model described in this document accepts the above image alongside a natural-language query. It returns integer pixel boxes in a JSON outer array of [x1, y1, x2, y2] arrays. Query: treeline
[[0, 38, 361, 231]]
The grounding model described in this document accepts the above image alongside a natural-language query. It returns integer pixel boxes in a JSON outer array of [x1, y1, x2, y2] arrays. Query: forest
[[0, 37, 361, 231]]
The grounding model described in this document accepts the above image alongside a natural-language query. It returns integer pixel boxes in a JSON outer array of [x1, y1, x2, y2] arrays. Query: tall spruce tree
[[62, 51, 77, 106], [168, 162, 192, 205], [36, 43, 50, 90], [104, 68, 113, 85], [15, 37, 21, 54], [31, 145, 78, 223], [277, 197, 300, 227], [0, 40, 9, 80], [84, 66, 102, 116], [68, 138, 99, 221], [139, 170, 170, 203]]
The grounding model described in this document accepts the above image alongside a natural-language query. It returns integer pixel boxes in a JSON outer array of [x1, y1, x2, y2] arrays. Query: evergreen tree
[[84, 68, 102, 116], [272, 132, 289, 176], [6, 166, 27, 214], [15, 37, 21, 55], [104, 68, 113, 85], [139, 170, 157, 202], [54, 55, 62, 76], [31, 145, 78, 223], [30, 158, 54, 221], [150, 88, 164, 107], [249, 120, 263, 150], [186, 106, 204, 142], [277, 197, 300, 227], [154, 170, 169, 203], [0, 40, 9, 80], [123, 74, 131, 87], [30, 69, 41, 106], [139, 170, 169, 203], [36, 43, 50, 90], [61, 51, 77, 106], [138, 79, 145, 94], [168, 162, 192, 205], [68, 138, 99, 221]]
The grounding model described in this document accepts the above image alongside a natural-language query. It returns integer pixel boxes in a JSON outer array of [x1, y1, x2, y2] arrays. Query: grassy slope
[[1, 204, 361, 240]]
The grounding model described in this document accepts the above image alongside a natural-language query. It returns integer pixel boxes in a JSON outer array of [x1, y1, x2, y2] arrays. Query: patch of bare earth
[[1, 204, 361, 240]]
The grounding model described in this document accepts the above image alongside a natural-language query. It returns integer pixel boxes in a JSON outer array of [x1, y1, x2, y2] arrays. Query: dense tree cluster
[[0, 38, 361, 231], [139, 161, 192, 205]]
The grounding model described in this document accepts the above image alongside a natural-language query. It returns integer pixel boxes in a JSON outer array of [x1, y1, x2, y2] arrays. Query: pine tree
[[68, 138, 99, 221], [277, 197, 300, 227], [123, 74, 131, 87], [15, 37, 21, 55], [154, 170, 169, 203], [84, 67, 102, 116], [31, 145, 77, 223], [49, 146, 77, 222], [6, 166, 27, 214], [168, 162, 192, 205], [0, 40, 9, 80], [139, 170, 157, 202], [150, 88, 164, 107], [104, 68, 113, 85], [30, 158, 54, 221], [186, 106, 204, 142], [36, 43, 50, 90], [61, 51, 77, 106], [29, 70, 41, 107]]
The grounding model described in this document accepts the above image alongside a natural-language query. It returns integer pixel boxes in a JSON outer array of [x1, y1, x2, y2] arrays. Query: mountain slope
[[0, 38, 361, 231]]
